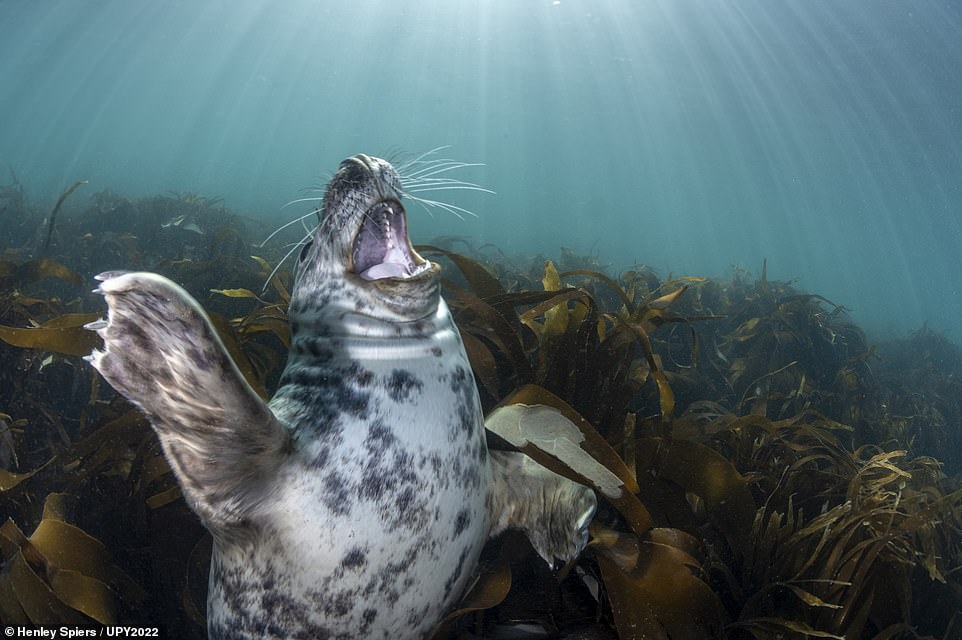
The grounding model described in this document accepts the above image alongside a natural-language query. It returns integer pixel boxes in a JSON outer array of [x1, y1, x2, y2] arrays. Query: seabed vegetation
[[2, 177, 962, 639]]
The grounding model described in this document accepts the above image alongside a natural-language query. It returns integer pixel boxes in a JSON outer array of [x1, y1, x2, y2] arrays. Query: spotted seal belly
[[86, 154, 596, 639]]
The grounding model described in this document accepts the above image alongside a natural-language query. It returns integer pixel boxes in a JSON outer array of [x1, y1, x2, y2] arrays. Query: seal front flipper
[[86, 271, 290, 531], [487, 450, 596, 566]]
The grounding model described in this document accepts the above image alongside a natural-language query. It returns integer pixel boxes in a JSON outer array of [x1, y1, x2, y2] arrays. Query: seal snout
[[338, 154, 377, 181]]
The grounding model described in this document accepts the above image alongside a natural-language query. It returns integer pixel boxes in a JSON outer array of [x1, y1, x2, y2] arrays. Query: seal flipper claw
[[83, 318, 108, 331], [487, 450, 596, 566], [88, 271, 290, 531], [94, 270, 130, 282]]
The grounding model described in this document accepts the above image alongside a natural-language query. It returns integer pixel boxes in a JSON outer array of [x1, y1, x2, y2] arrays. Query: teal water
[[1, 0, 960, 338]]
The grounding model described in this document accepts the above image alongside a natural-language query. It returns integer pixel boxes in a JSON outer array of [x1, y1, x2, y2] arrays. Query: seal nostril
[[337, 157, 371, 184]]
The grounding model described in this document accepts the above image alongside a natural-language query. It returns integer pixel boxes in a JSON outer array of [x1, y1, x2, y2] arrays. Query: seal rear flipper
[[86, 271, 291, 531], [487, 450, 596, 567]]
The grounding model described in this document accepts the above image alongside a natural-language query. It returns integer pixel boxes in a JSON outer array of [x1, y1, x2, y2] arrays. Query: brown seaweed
[[42, 180, 87, 253], [1, 185, 962, 638], [0, 493, 145, 624]]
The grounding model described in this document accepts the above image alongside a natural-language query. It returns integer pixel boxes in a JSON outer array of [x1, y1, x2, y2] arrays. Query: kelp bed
[[2, 180, 962, 639]]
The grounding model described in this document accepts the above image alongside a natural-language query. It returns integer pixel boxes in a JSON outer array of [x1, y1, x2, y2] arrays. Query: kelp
[[0, 313, 103, 358], [0, 493, 145, 624], [487, 388, 653, 539], [426, 247, 962, 639], [0, 258, 83, 289], [2, 184, 962, 639], [484, 390, 728, 638], [42, 180, 88, 252], [665, 406, 962, 639], [594, 526, 726, 640], [427, 538, 514, 640], [871, 326, 962, 474], [424, 248, 685, 439]]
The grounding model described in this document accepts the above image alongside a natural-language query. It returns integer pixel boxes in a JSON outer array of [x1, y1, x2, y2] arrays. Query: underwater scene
[[2, 1, 962, 638]]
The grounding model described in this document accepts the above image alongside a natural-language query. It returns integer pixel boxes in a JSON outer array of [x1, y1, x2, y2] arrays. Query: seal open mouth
[[352, 200, 431, 281]]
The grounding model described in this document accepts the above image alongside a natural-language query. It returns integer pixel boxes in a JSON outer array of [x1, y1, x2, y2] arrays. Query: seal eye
[[299, 240, 313, 262]]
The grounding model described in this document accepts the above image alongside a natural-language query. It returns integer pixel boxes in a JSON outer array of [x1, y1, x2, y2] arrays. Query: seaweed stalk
[[42, 179, 87, 252]]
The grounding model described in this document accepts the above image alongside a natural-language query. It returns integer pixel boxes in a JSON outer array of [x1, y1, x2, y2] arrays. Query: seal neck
[[290, 298, 461, 361]]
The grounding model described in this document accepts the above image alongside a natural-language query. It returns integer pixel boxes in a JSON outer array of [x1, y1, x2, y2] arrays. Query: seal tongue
[[353, 201, 425, 281], [360, 262, 410, 280]]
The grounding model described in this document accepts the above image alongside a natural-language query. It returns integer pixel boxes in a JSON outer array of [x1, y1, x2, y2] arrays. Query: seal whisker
[[282, 197, 324, 209], [301, 215, 319, 235], [396, 154, 490, 222], [405, 185, 496, 195], [407, 197, 438, 219], [259, 209, 321, 248], [393, 145, 453, 173], [298, 172, 334, 193], [404, 194, 479, 220], [402, 176, 492, 190], [261, 229, 315, 291], [403, 178, 472, 186], [399, 161, 467, 178], [403, 175, 483, 183], [400, 161, 484, 182]]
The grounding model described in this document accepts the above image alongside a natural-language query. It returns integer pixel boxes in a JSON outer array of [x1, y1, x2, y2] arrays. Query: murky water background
[[1, 0, 960, 337]]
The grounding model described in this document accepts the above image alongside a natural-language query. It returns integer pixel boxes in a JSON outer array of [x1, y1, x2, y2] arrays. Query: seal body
[[87, 155, 594, 639], [211, 301, 490, 638]]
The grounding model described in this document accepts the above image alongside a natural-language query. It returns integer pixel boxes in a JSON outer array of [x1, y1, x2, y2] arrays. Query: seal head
[[296, 154, 439, 321]]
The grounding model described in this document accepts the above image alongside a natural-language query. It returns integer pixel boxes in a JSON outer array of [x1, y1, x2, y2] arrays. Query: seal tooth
[[84, 318, 108, 331]]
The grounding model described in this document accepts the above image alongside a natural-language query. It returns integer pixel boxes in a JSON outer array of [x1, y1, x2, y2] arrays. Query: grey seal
[[86, 154, 596, 639]]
